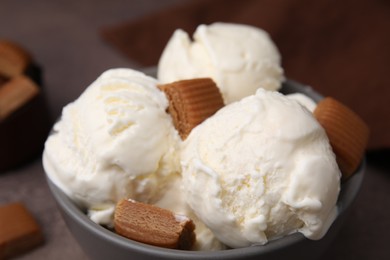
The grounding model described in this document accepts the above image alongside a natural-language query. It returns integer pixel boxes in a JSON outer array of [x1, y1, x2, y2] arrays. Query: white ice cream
[[181, 89, 341, 248], [157, 22, 284, 104], [154, 175, 225, 250], [43, 68, 181, 226], [43, 68, 223, 250]]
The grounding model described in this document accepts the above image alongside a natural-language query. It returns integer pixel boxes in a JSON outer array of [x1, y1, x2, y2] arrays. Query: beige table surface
[[0, 1, 389, 259]]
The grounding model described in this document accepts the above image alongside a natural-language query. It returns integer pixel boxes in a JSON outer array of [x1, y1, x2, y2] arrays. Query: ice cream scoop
[[157, 22, 284, 104], [43, 68, 181, 227], [181, 89, 341, 248]]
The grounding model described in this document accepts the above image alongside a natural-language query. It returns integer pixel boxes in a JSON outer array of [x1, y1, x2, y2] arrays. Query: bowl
[[46, 79, 365, 260]]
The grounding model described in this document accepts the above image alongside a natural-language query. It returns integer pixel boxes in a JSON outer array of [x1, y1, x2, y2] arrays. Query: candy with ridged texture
[[114, 199, 196, 250], [314, 97, 369, 178], [158, 78, 224, 139]]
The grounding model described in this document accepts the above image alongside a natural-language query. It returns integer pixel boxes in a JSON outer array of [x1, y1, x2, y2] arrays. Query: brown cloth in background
[[101, 0, 390, 151]]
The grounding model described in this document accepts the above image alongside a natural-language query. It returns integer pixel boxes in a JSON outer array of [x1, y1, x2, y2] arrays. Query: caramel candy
[[0, 41, 31, 78], [159, 78, 224, 139], [114, 199, 196, 250], [0, 75, 40, 121], [314, 97, 369, 178], [0, 202, 44, 259], [0, 40, 49, 172]]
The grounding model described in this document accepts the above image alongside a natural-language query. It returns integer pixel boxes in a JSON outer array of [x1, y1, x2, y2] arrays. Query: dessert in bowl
[[44, 23, 368, 259], [45, 74, 366, 259]]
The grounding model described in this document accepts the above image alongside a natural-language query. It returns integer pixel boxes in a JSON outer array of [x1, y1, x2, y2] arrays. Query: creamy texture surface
[[43, 68, 181, 226], [181, 89, 341, 248], [158, 22, 284, 104], [154, 175, 225, 250], [43, 66, 340, 251], [43, 68, 223, 250]]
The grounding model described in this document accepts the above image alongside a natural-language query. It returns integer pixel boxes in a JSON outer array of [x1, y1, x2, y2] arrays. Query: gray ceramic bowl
[[46, 79, 365, 260]]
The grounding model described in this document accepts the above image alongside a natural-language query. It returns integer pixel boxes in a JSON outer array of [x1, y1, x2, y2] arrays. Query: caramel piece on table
[[0, 202, 44, 259], [114, 199, 196, 250], [0, 75, 39, 121], [0, 41, 31, 78], [314, 97, 369, 178], [159, 78, 224, 139]]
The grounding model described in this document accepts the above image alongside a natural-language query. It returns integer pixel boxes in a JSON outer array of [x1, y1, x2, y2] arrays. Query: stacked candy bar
[[0, 40, 51, 172]]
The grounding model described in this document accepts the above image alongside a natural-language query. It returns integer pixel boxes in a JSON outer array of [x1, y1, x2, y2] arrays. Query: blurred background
[[0, 0, 389, 259]]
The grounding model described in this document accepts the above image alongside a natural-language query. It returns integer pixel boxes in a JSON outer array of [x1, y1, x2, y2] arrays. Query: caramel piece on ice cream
[[114, 199, 196, 250], [314, 97, 369, 178], [158, 78, 224, 139], [0, 202, 44, 259]]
